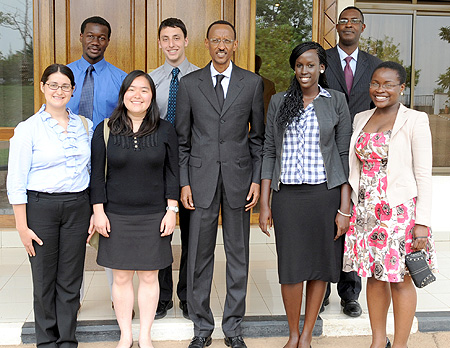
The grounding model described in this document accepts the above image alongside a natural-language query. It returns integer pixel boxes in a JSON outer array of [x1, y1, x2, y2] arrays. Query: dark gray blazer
[[261, 89, 351, 191], [175, 62, 265, 209], [325, 46, 382, 120]]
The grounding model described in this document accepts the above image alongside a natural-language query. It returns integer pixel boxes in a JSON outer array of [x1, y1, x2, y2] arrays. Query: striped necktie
[[78, 65, 95, 120]]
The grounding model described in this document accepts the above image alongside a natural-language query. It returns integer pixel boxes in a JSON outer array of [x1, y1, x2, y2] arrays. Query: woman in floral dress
[[344, 61, 437, 348]]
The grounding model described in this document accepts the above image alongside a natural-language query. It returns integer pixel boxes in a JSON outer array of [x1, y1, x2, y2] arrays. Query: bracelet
[[337, 209, 351, 218], [413, 236, 428, 240]]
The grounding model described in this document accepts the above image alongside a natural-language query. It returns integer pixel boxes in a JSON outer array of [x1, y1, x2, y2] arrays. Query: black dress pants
[[26, 190, 90, 348], [158, 201, 190, 302], [325, 270, 362, 301]]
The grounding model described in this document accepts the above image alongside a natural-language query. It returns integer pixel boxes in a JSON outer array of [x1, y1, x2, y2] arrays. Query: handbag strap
[[103, 118, 110, 181], [79, 115, 89, 135]]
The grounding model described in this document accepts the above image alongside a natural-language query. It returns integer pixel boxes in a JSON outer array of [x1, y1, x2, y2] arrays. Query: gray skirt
[[272, 183, 343, 284], [97, 211, 173, 271]]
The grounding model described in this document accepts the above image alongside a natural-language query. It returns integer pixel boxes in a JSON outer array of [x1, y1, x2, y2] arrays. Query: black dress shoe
[[340, 299, 362, 317], [224, 335, 247, 348], [319, 297, 330, 314], [188, 336, 212, 348], [179, 300, 190, 320], [385, 337, 391, 348], [155, 300, 173, 319]]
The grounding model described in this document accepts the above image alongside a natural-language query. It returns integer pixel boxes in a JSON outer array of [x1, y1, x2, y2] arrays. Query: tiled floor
[[1, 237, 449, 325]]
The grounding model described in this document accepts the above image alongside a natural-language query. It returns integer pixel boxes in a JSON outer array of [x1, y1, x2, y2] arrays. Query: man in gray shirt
[[149, 17, 198, 320]]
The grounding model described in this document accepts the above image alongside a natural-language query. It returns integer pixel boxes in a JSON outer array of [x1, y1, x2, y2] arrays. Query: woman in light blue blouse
[[259, 42, 352, 348], [7, 64, 93, 348]]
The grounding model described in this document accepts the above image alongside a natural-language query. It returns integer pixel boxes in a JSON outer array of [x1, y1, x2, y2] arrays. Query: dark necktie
[[78, 65, 95, 120], [344, 56, 353, 94], [215, 74, 225, 110], [166, 67, 180, 125]]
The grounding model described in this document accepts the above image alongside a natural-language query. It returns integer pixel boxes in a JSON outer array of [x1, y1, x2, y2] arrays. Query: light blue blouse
[[7, 105, 93, 204]]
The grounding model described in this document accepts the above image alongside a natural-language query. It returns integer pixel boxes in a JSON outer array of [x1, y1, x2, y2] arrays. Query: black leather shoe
[[155, 300, 173, 319], [319, 297, 330, 314], [340, 299, 362, 317], [224, 335, 247, 348], [179, 300, 190, 320], [385, 337, 391, 348], [188, 336, 212, 348]]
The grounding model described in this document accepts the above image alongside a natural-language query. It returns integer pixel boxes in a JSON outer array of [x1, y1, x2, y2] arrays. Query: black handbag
[[405, 250, 436, 288]]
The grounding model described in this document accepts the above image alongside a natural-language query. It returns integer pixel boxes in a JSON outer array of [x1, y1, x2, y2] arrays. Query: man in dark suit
[[324, 6, 382, 317], [175, 20, 264, 348], [325, 6, 382, 121]]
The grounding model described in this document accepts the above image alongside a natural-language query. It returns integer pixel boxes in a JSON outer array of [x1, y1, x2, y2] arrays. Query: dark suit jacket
[[175, 62, 265, 209], [325, 46, 382, 120]]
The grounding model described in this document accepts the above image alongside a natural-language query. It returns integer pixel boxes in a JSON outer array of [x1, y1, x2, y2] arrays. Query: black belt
[[27, 189, 89, 200]]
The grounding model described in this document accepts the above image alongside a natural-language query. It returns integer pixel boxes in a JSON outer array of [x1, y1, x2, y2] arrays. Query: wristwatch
[[166, 206, 179, 213]]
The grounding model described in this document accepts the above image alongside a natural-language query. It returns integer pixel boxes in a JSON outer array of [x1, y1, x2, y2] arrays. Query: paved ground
[[3, 332, 450, 348]]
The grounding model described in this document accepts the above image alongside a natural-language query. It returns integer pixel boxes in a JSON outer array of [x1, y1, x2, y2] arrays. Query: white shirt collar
[[210, 61, 233, 79], [337, 45, 359, 62]]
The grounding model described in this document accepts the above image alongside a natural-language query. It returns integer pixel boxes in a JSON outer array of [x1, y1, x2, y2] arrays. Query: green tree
[[256, 0, 313, 92], [360, 36, 420, 89], [437, 26, 450, 98], [0, 0, 33, 85]]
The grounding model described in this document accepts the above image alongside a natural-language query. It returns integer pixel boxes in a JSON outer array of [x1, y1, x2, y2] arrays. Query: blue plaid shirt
[[280, 86, 330, 185]]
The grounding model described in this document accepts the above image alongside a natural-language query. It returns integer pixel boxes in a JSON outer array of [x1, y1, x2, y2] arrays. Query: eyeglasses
[[45, 83, 73, 92], [209, 38, 235, 46], [338, 18, 363, 25], [369, 82, 401, 90]]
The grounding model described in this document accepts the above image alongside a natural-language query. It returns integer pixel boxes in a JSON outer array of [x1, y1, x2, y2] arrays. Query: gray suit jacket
[[175, 62, 265, 209], [325, 46, 382, 120], [261, 89, 351, 191]]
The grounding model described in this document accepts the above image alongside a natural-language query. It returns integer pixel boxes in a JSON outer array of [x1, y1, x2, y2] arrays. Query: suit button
[[220, 119, 225, 124], [220, 139, 224, 144]]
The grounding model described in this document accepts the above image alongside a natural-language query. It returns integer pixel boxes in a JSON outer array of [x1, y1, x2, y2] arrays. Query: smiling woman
[[89, 70, 179, 348], [7, 63, 93, 347]]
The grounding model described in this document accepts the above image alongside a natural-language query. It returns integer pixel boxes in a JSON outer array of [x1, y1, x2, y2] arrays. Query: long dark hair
[[277, 41, 329, 128], [108, 70, 160, 137]]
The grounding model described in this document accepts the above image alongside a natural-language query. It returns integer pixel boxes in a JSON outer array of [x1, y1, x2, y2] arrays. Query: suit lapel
[[327, 47, 348, 95], [391, 103, 408, 137], [221, 64, 244, 116], [198, 63, 222, 115], [353, 51, 368, 88]]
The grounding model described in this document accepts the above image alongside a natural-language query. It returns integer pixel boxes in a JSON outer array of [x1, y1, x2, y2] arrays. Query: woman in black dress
[[259, 42, 352, 348], [89, 70, 179, 348]]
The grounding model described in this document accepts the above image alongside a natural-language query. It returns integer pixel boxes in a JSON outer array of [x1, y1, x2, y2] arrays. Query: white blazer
[[348, 103, 432, 226]]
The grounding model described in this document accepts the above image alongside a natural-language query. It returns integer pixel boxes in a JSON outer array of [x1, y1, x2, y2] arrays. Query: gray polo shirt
[[149, 58, 199, 120]]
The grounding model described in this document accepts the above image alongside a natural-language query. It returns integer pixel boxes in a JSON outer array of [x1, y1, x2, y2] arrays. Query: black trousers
[[325, 270, 362, 301], [158, 201, 190, 302], [26, 190, 91, 348]]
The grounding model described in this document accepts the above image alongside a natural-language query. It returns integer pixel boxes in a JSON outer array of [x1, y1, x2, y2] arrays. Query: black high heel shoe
[[385, 337, 391, 348]]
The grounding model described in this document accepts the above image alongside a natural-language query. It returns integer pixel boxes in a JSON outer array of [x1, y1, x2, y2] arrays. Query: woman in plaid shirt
[[259, 42, 352, 348]]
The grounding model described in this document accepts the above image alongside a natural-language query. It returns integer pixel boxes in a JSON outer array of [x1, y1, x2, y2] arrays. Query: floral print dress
[[343, 130, 438, 283]]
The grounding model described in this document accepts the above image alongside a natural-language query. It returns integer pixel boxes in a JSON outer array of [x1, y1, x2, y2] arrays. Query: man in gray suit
[[324, 6, 382, 317], [175, 20, 264, 348]]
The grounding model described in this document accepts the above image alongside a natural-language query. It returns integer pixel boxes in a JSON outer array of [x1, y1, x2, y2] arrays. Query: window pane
[[360, 14, 413, 106], [0, 0, 33, 127], [415, 15, 450, 167], [255, 0, 313, 93], [0, 0, 33, 214]]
